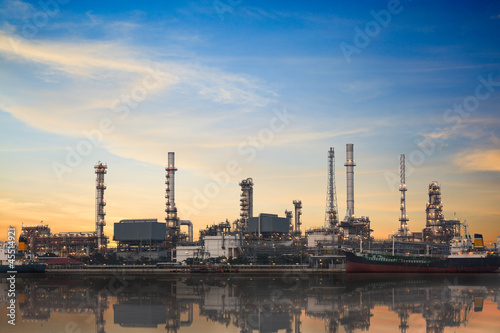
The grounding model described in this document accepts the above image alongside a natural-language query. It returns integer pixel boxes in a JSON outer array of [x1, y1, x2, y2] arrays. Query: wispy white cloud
[[418, 126, 459, 142], [417, 117, 500, 150], [0, 25, 279, 179], [0, 29, 275, 132], [454, 149, 500, 172], [0, 0, 35, 20]]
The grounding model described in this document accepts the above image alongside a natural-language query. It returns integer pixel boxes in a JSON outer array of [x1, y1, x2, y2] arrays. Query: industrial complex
[[13, 144, 498, 266]]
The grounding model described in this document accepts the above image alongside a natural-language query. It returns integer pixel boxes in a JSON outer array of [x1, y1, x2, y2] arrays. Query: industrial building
[[15, 145, 375, 262], [18, 162, 109, 257], [114, 219, 167, 244], [18, 224, 100, 256], [13, 143, 481, 265], [248, 213, 290, 236], [175, 244, 203, 263], [114, 219, 167, 260], [204, 235, 242, 258]]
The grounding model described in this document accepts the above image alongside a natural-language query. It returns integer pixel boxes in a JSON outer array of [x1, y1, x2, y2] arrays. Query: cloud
[[417, 117, 500, 151], [0, 24, 282, 181], [0, 31, 176, 79], [0, 30, 274, 108], [418, 126, 459, 142], [0, 0, 35, 20], [0, 29, 275, 136], [454, 149, 500, 172]]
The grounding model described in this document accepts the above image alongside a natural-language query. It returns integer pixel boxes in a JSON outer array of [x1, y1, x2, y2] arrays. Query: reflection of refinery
[[6, 275, 500, 333], [14, 144, 499, 263]]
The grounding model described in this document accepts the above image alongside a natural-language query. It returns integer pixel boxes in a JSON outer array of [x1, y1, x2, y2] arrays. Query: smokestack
[[165, 152, 179, 234], [345, 144, 356, 218]]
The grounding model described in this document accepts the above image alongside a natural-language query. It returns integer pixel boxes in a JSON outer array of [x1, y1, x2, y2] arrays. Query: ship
[[0, 239, 47, 273], [344, 234, 500, 273]]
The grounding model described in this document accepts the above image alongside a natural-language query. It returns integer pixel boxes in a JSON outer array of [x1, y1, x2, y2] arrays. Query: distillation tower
[[325, 147, 339, 230], [422, 181, 460, 243], [293, 200, 302, 234], [398, 154, 409, 237], [424, 181, 443, 241], [285, 210, 293, 233], [166, 152, 180, 238], [239, 178, 254, 230], [95, 162, 107, 253]]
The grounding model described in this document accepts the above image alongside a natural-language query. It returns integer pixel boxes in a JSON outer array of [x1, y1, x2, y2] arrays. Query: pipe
[[180, 220, 193, 242], [344, 144, 356, 218]]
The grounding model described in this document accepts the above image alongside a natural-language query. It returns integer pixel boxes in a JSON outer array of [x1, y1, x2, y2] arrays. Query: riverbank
[[45, 267, 345, 274]]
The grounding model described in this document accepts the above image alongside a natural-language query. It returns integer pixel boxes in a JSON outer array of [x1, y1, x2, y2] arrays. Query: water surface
[[1, 273, 499, 332]]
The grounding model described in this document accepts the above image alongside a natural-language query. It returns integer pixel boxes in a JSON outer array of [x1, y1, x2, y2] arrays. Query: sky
[[0, 0, 499, 244]]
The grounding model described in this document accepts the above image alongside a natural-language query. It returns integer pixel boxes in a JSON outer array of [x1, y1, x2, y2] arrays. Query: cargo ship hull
[[345, 251, 500, 273]]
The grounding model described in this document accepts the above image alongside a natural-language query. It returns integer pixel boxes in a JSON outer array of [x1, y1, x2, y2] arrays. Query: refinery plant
[[13, 144, 499, 267]]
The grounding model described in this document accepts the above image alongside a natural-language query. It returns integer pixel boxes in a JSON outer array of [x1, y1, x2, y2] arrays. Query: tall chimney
[[345, 144, 356, 218]]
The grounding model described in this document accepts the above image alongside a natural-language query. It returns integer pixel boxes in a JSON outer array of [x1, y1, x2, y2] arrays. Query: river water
[[1, 273, 499, 332]]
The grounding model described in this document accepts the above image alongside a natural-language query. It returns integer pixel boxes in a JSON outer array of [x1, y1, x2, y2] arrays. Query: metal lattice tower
[[325, 147, 339, 229], [94, 162, 107, 253], [165, 152, 179, 236], [239, 178, 254, 229], [398, 154, 409, 236]]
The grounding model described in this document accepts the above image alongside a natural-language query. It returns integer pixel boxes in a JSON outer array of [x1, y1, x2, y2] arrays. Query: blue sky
[[1, 0, 500, 243]]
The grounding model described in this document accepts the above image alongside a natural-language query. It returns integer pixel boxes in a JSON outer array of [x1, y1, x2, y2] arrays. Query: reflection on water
[[1, 273, 500, 332]]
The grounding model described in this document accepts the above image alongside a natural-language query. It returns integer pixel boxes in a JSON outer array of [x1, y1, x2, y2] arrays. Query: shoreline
[[43, 267, 345, 274]]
